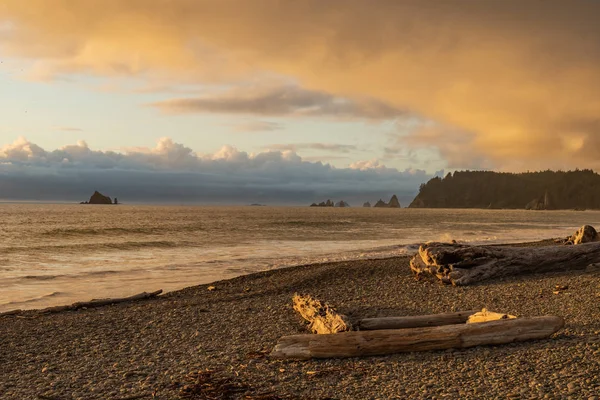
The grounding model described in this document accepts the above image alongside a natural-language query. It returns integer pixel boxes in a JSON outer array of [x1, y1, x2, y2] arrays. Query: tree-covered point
[[409, 169, 600, 209]]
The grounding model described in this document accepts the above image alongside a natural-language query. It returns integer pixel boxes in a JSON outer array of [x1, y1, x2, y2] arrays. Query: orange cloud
[[1, 1, 600, 170]]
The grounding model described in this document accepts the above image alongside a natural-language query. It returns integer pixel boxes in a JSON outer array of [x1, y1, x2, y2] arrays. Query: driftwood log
[[358, 310, 477, 330], [410, 241, 600, 286], [271, 316, 564, 360], [37, 290, 163, 314], [292, 294, 352, 334]]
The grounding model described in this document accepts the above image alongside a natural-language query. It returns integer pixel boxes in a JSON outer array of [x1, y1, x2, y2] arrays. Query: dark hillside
[[409, 170, 600, 209]]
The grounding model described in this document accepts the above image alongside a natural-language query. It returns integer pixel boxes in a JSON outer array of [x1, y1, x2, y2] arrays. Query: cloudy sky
[[1, 1, 599, 204]]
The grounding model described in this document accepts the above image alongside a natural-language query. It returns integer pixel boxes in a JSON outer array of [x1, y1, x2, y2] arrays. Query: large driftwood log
[[292, 294, 352, 334], [410, 241, 600, 286], [271, 316, 564, 360], [38, 290, 163, 314], [358, 310, 477, 330]]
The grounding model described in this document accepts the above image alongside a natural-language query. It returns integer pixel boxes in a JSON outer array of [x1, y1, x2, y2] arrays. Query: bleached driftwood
[[38, 290, 163, 314], [410, 241, 600, 286], [358, 310, 477, 330], [467, 308, 516, 324], [563, 225, 599, 245], [293, 294, 352, 334], [270, 316, 564, 360]]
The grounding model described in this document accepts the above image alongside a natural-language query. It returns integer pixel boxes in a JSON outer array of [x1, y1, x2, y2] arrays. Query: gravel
[[1, 245, 599, 399]]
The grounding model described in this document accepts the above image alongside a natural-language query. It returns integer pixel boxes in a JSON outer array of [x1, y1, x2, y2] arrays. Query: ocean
[[1, 204, 599, 312]]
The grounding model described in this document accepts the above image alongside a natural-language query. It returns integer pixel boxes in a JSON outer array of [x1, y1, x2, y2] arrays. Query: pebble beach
[[1, 243, 599, 400]]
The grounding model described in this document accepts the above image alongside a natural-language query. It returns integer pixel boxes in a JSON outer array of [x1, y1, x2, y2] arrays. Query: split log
[[358, 310, 478, 330], [270, 315, 564, 360], [38, 290, 163, 314], [467, 308, 516, 324], [292, 294, 352, 334], [410, 241, 600, 286]]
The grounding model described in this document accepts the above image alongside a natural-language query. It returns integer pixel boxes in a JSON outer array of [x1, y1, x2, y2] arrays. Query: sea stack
[[310, 199, 336, 207], [86, 191, 113, 204], [388, 195, 401, 208], [373, 199, 387, 208], [363, 202, 371, 207], [373, 195, 401, 208], [335, 201, 350, 207]]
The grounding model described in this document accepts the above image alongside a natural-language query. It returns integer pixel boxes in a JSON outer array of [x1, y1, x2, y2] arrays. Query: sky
[[1, 1, 599, 204]]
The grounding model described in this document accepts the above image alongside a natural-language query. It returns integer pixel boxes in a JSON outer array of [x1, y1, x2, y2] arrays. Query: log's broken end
[[467, 308, 517, 324]]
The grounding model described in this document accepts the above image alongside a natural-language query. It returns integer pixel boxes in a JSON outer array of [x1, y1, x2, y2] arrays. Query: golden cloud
[[1, 0, 600, 170]]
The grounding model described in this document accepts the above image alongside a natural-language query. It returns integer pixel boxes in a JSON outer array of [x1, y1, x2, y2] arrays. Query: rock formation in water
[[525, 190, 551, 210], [85, 191, 113, 205], [388, 195, 401, 208], [363, 202, 371, 207], [373, 195, 401, 208], [409, 170, 600, 209], [335, 201, 350, 207], [310, 199, 335, 207], [373, 199, 387, 208]]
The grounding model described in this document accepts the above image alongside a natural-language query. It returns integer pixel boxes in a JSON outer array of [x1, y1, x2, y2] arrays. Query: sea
[[1, 204, 599, 313]]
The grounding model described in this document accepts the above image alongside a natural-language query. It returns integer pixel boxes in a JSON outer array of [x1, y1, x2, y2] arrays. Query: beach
[[1, 245, 599, 400]]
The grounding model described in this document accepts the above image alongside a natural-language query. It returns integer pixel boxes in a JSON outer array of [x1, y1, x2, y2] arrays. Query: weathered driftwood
[[563, 225, 599, 245], [38, 290, 163, 314], [410, 241, 600, 286], [467, 308, 516, 324], [358, 310, 477, 330], [292, 294, 352, 334], [270, 316, 564, 360]]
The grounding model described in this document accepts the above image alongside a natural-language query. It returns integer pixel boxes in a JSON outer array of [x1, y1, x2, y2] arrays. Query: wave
[[6, 269, 129, 285], [21, 274, 66, 281], [41, 224, 208, 237], [0, 240, 190, 255], [4, 291, 62, 306], [274, 220, 355, 227]]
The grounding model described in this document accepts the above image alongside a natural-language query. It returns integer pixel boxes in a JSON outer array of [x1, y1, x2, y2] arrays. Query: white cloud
[[0, 137, 435, 205], [349, 159, 387, 171]]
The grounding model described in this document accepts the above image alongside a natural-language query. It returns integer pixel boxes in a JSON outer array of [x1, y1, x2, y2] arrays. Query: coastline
[[1, 242, 599, 399]]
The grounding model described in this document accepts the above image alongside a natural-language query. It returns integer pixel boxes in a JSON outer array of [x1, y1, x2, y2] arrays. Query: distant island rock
[[81, 191, 116, 205], [363, 201, 371, 207], [335, 201, 350, 207], [373, 195, 402, 208], [409, 170, 600, 209], [249, 203, 266, 206], [310, 199, 334, 207]]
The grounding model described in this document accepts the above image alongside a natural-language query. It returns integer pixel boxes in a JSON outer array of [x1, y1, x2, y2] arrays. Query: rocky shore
[[1, 243, 599, 399]]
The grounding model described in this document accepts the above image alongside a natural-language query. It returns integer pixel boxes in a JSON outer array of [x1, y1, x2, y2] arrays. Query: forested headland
[[409, 170, 600, 209]]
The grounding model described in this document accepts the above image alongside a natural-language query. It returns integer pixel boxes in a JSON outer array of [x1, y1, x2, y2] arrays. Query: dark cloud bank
[[0, 138, 438, 206]]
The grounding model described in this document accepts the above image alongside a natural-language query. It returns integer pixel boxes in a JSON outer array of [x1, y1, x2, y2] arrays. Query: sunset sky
[[1, 1, 599, 204]]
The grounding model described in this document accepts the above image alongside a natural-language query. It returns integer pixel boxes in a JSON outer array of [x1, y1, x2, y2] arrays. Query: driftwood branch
[[410, 241, 600, 286], [292, 294, 352, 334], [37, 290, 163, 314], [358, 310, 478, 330], [271, 316, 564, 360], [467, 308, 516, 323]]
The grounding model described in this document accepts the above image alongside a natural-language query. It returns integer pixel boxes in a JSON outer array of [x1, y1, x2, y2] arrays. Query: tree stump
[[292, 294, 352, 334]]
